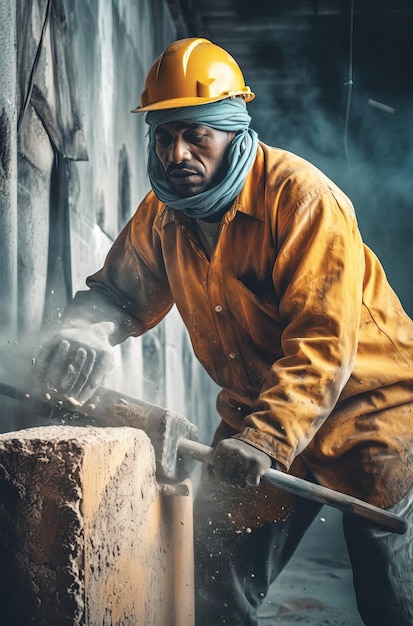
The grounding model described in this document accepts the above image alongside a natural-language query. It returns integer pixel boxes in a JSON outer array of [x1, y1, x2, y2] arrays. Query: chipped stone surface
[[0, 425, 180, 625]]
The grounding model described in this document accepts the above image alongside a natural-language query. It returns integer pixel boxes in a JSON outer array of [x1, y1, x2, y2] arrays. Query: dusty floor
[[257, 506, 364, 625]]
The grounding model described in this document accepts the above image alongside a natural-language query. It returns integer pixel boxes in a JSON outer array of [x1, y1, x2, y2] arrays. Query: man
[[35, 38, 413, 625]]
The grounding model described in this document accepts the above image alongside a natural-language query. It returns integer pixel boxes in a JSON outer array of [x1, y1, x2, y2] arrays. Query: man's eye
[[155, 134, 171, 146], [185, 130, 205, 143], [187, 132, 205, 143]]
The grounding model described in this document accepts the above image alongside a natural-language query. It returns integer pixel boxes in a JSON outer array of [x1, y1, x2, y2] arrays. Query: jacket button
[[228, 352, 236, 359], [214, 305, 223, 312]]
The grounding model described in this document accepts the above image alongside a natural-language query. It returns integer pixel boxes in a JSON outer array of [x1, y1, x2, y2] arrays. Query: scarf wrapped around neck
[[145, 98, 258, 218]]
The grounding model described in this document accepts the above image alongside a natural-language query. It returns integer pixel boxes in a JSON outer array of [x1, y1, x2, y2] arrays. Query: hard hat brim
[[131, 91, 255, 113]]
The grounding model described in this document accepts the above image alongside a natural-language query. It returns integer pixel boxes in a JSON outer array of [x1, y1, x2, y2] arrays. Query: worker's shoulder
[[258, 141, 330, 187], [257, 141, 353, 211], [131, 189, 166, 224], [136, 189, 163, 211]]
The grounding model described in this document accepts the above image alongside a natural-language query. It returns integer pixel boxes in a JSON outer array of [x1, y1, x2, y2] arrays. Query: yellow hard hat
[[132, 37, 255, 112]]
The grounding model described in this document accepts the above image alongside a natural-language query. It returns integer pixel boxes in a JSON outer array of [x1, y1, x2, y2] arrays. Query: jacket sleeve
[[63, 196, 174, 344], [235, 181, 366, 470]]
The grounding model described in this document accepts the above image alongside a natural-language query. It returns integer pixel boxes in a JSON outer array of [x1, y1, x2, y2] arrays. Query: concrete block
[[0, 425, 191, 625]]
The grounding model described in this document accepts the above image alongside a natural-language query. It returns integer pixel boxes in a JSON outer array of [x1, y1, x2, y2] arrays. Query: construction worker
[[35, 38, 413, 625]]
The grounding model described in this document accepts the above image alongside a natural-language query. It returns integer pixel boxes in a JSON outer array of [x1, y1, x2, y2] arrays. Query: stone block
[[0, 425, 191, 625]]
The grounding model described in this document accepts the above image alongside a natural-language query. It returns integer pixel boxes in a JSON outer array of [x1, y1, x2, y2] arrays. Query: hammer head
[[91, 394, 198, 482], [146, 409, 198, 482]]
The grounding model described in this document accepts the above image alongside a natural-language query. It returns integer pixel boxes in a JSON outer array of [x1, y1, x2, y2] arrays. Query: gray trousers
[[194, 482, 413, 626]]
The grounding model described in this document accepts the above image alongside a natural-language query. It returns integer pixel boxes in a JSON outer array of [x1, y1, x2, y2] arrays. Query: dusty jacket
[[86, 142, 413, 508]]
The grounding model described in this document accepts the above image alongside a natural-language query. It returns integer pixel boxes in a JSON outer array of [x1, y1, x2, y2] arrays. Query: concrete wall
[[0, 0, 18, 339], [0, 0, 219, 439]]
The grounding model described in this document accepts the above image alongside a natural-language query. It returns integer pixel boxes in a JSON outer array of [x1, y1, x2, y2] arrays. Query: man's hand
[[33, 321, 116, 405], [212, 438, 272, 488]]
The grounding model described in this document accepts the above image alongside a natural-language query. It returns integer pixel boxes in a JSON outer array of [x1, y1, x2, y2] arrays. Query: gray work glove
[[212, 438, 272, 488], [33, 321, 116, 405]]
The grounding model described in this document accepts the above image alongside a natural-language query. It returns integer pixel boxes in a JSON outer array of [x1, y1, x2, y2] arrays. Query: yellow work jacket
[[88, 142, 413, 509]]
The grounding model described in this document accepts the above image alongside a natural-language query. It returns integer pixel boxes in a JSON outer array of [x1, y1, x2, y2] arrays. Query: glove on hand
[[34, 321, 116, 405], [212, 438, 272, 488]]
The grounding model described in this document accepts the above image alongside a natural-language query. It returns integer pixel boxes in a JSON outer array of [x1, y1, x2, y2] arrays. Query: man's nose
[[170, 137, 191, 163]]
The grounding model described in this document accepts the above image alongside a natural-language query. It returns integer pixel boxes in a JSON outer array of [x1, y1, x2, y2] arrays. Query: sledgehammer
[[0, 381, 408, 534]]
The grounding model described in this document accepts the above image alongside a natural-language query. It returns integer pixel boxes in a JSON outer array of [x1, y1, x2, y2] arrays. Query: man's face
[[154, 121, 236, 197]]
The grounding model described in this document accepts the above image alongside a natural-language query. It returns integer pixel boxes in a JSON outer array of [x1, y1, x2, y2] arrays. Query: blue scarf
[[145, 98, 258, 218]]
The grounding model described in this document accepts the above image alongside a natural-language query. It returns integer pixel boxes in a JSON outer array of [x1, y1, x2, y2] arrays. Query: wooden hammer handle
[[178, 438, 408, 535]]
